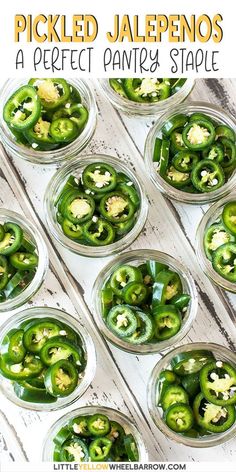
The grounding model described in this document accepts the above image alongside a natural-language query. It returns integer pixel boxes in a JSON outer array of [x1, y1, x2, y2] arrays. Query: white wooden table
[[0, 79, 235, 463]]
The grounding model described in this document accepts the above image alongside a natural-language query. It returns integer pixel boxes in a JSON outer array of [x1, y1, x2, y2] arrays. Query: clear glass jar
[[196, 193, 236, 292], [0, 209, 48, 312], [144, 102, 236, 204], [0, 306, 96, 410], [0, 79, 97, 165], [99, 79, 195, 117], [147, 342, 236, 448], [42, 405, 149, 461], [92, 249, 197, 354], [44, 154, 148, 257]]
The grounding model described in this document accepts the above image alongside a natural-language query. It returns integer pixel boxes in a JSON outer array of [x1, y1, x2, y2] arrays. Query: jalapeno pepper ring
[[182, 119, 216, 151], [44, 359, 78, 397], [99, 191, 135, 224], [191, 160, 225, 192], [3, 85, 41, 131]]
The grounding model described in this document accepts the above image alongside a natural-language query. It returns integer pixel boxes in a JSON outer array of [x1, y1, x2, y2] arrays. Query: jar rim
[[0, 78, 97, 165], [99, 79, 195, 116], [92, 248, 198, 354], [144, 101, 236, 204], [0, 208, 48, 312], [42, 404, 149, 461], [44, 153, 148, 257], [0, 306, 97, 411], [195, 193, 236, 292], [147, 342, 236, 448]]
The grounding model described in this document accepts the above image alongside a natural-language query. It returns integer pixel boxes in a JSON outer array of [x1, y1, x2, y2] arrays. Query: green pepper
[[159, 139, 170, 177], [1, 329, 26, 364], [82, 163, 117, 194], [215, 124, 236, 142], [83, 218, 115, 246], [4, 271, 35, 299], [0, 225, 5, 242], [23, 117, 58, 151], [13, 381, 56, 404], [181, 372, 200, 398], [63, 191, 95, 224], [89, 437, 112, 461], [212, 242, 236, 282], [39, 336, 84, 368], [153, 305, 182, 340], [99, 191, 135, 224], [124, 310, 154, 344], [171, 350, 215, 376], [114, 216, 136, 237], [3, 85, 41, 131], [171, 293, 191, 310], [69, 416, 90, 437], [222, 201, 236, 236], [109, 79, 128, 98], [158, 370, 180, 404], [152, 270, 182, 308], [162, 114, 188, 137], [9, 252, 38, 270], [0, 255, 9, 290], [182, 119, 216, 151], [203, 223, 235, 260], [116, 182, 140, 209], [44, 359, 78, 397], [202, 143, 224, 163], [53, 426, 72, 447], [101, 283, 114, 318], [124, 434, 139, 461], [29, 78, 71, 110], [50, 118, 79, 143], [122, 282, 148, 306], [87, 414, 111, 436], [171, 78, 187, 95], [220, 138, 236, 168], [106, 305, 137, 338], [200, 360, 236, 406], [61, 219, 84, 240], [23, 321, 62, 353], [164, 166, 191, 189], [60, 436, 89, 462], [0, 223, 23, 255], [123, 78, 170, 103], [0, 353, 43, 380], [161, 384, 189, 411], [191, 160, 225, 192], [53, 103, 88, 133], [146, 260, 169, 281], [170, 129, 187, 154], [193, 393, 235, 433], [153, 137, 162, 162], [172, 150, 199, 173], [110, 265, 143, 297], [164, 403, 194, 432]]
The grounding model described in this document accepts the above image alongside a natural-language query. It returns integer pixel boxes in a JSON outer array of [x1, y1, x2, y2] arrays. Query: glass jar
[[147, 342, 236, 448], [44, 154, 148, 257], [144, 102, 236, 204], [196, 194, 236, 292], [0, 79, 97, 165], [0, 209, 48, 312], [42, 405, 149, 461], [0, 306, 96, 410], [99, 79, 195, 117], [92, 249, 197, 354]]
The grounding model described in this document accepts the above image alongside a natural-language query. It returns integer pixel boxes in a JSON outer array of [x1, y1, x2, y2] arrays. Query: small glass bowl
[[196, 193, 236, 292], [0, 209, 48, 312], [0, 307, 96, 410], [92, 249, 197, 354], [0, 79, 97, 165], [99, 79, 195, 117], [147, 342, 236, 448], [44, 154, 148, 258], [42, 405, 149, 461], [144, 102, 236, 204]]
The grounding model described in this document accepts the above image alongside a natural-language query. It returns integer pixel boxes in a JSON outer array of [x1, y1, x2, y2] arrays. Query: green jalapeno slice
[[0, 255, 9, 290], [200, 360, 236, 406], [50, 118, 79, 143], [170, 129, 187, 154], [219, 138, 236, 168], [44, 359, 78, 397], [110, 265, 143, 297], [63, 191, 95, 224], [202, 143, 224, 163], [181, 373, 201, 399], [123, 78, 170, 103], [172, 151, 200, 173], [159, 139, 170, 177], [122, 281, 148, 306], [215, 124, 236, 142], [222, 201, 236, 235], [203, 223, 235, 260], [162, 114, 188, 137], [109, 79, 128, 98], [164, 166, 191, 189], [69, 416, 91, 437], [171, 293, 191, 310], [23, 321, 62, 353], [212, 242, 236, 282], [182, 119, 215, 151], [89, 437, 112, 461], [161, 384, 189, 411], [106, 305, 137, 337], [3, 85, 41, 131], [152, 270, 182, 308], [193, 392, 235, 433], [153, 305, 182, 340], [39, 336, 84, 369], [0, 223, 23, 255], [24, 117, 58, 151], [87, 414, 111, 436], [82, 163, 117, 194], [1, 329, 26, 364], [165, 403, 194, 432], [0, 353, 43, 380], [124, 434, 139, 461], [171, 350, 215, 376], [13, 381, 56, 404], [52, 103, 88, 132], [61, 219, 84, 240], [9, 252, 38, 270], [124, 310, 155, 344], [153, 137, 162, 162], [29, 78, 71, 110], [191, 160, 225, 192], [99, 191, 135, 224], [60, 436, 89, 462], [158, 370, 180, 404]]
